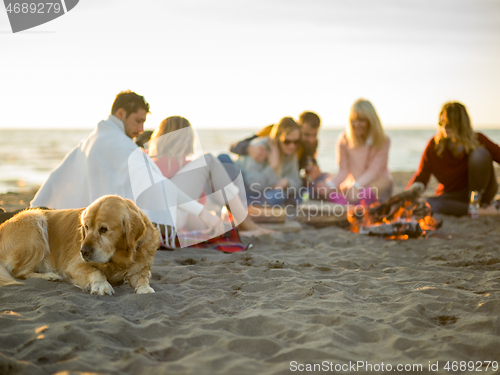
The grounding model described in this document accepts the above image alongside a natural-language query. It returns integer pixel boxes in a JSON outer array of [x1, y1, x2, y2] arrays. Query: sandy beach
[[1, 172, 500, 375]]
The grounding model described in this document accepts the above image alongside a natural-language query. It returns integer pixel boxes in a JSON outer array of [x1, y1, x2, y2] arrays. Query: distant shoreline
[[1, 126, 500, 131]]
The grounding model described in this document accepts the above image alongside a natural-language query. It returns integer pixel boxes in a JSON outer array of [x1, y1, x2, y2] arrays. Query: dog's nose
[[80, 245, 93, 259]]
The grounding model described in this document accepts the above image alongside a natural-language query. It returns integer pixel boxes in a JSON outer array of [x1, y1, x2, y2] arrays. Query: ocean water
[[1, 128, 500, 194]]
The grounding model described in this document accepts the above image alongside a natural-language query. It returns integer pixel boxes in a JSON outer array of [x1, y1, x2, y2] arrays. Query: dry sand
[[1, 173, 500, 375]]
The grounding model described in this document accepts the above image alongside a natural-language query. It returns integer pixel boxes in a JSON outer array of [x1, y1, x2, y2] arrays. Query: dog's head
[[79, 195, 149, 264]]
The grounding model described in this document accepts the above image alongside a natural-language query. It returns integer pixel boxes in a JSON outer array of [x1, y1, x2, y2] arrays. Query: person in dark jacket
[[407, 102, 500, 216]]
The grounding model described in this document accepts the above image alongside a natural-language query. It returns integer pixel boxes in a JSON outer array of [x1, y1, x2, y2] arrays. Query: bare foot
[[238, 217, 274, 233], [239, 227, 274, 237]]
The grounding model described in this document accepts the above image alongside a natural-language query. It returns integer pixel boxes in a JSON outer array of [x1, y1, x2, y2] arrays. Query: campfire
[[348, 189, 440, 240]]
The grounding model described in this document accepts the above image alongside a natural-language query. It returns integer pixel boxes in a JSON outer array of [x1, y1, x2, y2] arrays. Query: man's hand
[[248, 144, 268, 163], [198, 208, 225, 236]]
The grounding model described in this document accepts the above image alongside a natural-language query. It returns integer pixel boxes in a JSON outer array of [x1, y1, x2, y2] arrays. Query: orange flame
[[349, 199, 437, 240]]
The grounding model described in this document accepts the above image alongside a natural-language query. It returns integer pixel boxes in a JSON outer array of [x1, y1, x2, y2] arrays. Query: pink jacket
[[331, 131, 392, 188]]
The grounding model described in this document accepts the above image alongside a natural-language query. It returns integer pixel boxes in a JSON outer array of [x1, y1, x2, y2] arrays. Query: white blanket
[[31, 115, 203, 239]]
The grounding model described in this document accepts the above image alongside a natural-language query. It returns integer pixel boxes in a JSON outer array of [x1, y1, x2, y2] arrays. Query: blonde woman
[[235, 117, 302, 205], [149, 116, 270, 235], [327, 99, 392, 204], [407, 102, 500, 216]]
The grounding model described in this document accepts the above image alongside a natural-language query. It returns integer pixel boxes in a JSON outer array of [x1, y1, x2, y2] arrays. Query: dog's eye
[[99, 227, 108, 234]]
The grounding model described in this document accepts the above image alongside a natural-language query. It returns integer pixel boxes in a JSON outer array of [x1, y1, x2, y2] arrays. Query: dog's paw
[[135, 285, 155, 294], [40, 272, 62, 282], [90, 280, 114, 295]]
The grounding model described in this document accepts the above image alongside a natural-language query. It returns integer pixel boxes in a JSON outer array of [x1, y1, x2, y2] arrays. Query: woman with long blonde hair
[[327, 99, 393, 204], [149, 116, 195, 169], [407, 102, 500, 216], [149, 116, 271, 235], [235, 117, 303, 205]]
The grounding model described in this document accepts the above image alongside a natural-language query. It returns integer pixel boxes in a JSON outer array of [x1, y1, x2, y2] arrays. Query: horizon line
[[2, 125, 500, 131]]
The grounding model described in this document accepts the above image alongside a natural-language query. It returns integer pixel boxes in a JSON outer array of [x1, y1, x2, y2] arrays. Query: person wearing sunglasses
[[326, 98, 393, 205], [228, 112, 330, 196], [407, 102, 500, 216], [234, 117, 303, 206]]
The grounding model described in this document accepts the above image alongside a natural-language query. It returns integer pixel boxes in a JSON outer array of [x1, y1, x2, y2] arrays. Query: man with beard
[[31, 90, 224, 246]]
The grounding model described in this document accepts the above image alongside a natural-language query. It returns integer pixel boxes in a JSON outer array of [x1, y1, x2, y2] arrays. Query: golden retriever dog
[[0, 195, 159, 295]]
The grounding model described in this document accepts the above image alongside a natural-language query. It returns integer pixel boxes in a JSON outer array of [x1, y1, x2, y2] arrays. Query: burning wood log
[[349, 183, 440, 239], [368, 188, 422, 221], [359, 221, 423, 238]]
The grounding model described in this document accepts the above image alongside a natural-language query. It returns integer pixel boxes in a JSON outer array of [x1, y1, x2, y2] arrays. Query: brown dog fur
[[0, 195, 159, 295]]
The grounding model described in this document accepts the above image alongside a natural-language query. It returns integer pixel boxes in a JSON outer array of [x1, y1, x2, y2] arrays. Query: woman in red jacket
[[407, 102, 500, 216]]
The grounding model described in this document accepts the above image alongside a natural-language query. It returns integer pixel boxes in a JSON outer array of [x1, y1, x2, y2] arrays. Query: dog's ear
[[80, 209, 88, 241], [122, 206, 146, 251]]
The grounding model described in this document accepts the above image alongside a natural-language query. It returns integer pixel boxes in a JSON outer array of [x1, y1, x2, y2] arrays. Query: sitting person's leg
[[205, 154, 272, 233], [427, 189, 468, 216], [427, 196, 467, 216], [170, 153, 239, 201], [426, 148, 498, 217], [216, 153, 247, 204], [468, 146, 498, 205], [263, 188, 287, 206], [217, 153, 239, 179], [171, 153, 270, 234]]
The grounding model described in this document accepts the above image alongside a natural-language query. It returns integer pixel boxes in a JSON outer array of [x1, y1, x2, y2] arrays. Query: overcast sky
[[1, 0, 499, 129]]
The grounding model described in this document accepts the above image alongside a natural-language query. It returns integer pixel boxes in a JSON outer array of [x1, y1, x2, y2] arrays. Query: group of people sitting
[[222, 98, 500, 218], [1, 90, 498, 247], [208, 100, 393, 209]]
